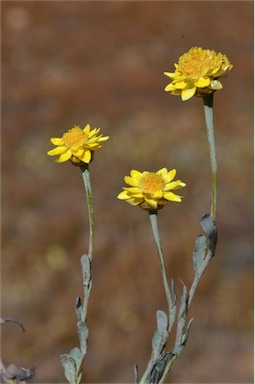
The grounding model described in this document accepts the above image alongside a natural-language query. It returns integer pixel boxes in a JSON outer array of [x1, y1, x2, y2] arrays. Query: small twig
[[0, 317, 25, 332]]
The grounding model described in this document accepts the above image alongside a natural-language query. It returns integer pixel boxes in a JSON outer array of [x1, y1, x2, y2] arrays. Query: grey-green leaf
[[156, 310, 168, 333], [77, 320, 89, 354], [200, 213, 214, 235], [169, 280, 177, 332], [60, 354, 77, 384], [200, 213, 217, 255], [181, 317, 194, 346], [81, 254, 91, 288], [152, 311, 168, 357], [69, 347, 82, 364], [192, 235, 207, 274]]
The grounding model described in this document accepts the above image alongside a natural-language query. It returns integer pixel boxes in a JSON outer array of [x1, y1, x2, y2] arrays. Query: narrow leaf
[[149, 352, 172, 383], [81, 254, 91, 288], [175, 282, 188, 348], [200, 213, 217, 255], [152, 329, 161, 355], [181, 317, 194, 346], [192, 235, 207, 274], [178, 282, 188, 320], [152, 311, 168, 358], [169, 279, 177, 332], [77, 320, 89, 354], [171, 279, 177, 306]]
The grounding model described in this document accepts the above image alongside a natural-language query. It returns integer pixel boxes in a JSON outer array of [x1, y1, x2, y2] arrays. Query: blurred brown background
[[1, 1, 253, 383]]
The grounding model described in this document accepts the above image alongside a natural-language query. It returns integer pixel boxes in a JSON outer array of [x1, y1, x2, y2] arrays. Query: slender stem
[[149, 212, 172, 329], [159, 354, 178, 383], [138, 212, 173, 384], [158, 251, 213, 384], [203, 93, 217, 221], [139, 363, 154, 384], [80, 164, 94, 261], [74, 164, 94, 383]]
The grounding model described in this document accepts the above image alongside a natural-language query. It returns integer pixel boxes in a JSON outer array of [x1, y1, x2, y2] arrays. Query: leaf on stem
[[192, 235, 207, 274], [60, 348, 82, 384], [152, 310, 168, 359], [169, 279, 177, 332], [174, 282, 189, 356], [149, 352, 172, 383], [178, 282, 188, 321], [77, 320, 89, 354], [75, 297, 82, 321], [60, 353, 77, 384], [81, 254, 91, 288], [200, 213, 217, 255], [180, 317, 194, 346], [156, 310, 168, 333]]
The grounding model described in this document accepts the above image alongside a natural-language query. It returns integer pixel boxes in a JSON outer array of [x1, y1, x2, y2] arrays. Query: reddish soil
[[1, 1, 253, 383]]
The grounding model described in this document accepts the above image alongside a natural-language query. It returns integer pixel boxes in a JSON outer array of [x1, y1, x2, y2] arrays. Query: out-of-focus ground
[[1, 1, 253, 383]]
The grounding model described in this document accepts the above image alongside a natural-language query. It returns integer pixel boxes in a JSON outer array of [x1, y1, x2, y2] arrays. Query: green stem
[[74, 164, 94, 382], [80, 164, 94, 261], [138, 212, 173, 384], [203, 93, 217, 221], [149, 211, 172, 329]]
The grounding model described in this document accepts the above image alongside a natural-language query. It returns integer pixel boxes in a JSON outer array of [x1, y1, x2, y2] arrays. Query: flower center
[[63, 126, 87, 148], [178, 47, 222, 78], [139, 173, 165, 193]]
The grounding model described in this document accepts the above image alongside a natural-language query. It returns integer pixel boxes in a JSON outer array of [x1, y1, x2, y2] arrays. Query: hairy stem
[[203, 93, 217, 221], [149, 212, 172, 330]]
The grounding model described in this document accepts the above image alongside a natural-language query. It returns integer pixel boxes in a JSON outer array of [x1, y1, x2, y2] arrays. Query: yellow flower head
[[164, 46, 233, 101], [47, 124, 109, 165], [117, 167, 186, 211]]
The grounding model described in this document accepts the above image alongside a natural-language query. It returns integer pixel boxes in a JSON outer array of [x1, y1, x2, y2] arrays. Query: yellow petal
[[56, 150, 72, 162], [50, 137, 65, 145], [124, 176, 139, 187], [165, 169, 177, 183], [47, 146, 67, 156], [124, 187, 142, 195], [152, 190, 163, 199], [79, 150, 92, 163], [164, 70, 181, 79], [128, 198, 143, 206], [156, 167, 167, 176], [98, 136, 109, 142], [164, 181, 185, 191], [164, 83, 176, 91], [83, 124, 91, 134], [174, 80, 188, 89], [72, 147, 84, 156], [194, 77, 210, 87], [144, 198, 158, 209], [117, 191, 130, 200], [164, 71, 176, 78], [173, 181, 186, 189], [164, 192, 182, 202], [181, 87, 196, 101], [130, 169, 143, 180]]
